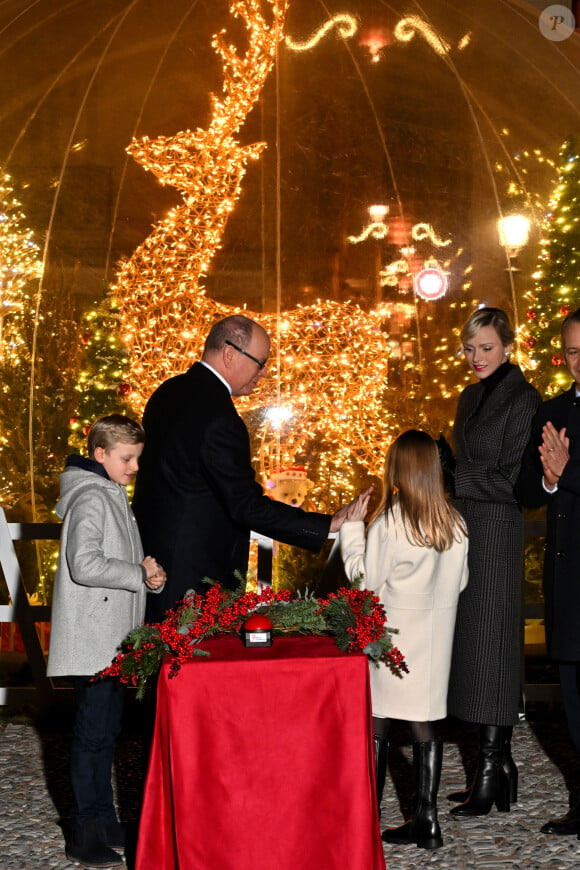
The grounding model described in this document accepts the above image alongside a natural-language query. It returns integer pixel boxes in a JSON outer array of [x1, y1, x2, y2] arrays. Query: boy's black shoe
[[98, 820, 126, 851], [66, 820, 124, 868]]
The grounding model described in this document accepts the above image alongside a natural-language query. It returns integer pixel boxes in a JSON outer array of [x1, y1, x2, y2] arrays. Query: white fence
[[0, 508, 61, 706]]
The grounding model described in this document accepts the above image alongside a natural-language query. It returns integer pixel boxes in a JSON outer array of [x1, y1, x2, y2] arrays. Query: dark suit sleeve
[[558, 442, 580, 497], [514, 404, 552, 508], [455, 386, 542, 503], [200, 408, 331, 550]]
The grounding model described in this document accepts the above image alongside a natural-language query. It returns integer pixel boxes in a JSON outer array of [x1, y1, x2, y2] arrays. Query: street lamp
[[368, 203, 389, 226], [497, 213, 531, 333], [497, 214, 530, 261]]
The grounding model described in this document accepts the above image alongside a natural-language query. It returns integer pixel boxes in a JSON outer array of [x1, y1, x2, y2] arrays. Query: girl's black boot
[[373, 735, 389, 819], [382, 738, 443, 850]]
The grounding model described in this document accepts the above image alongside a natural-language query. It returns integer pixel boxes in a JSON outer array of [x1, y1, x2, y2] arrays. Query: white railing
[[0, 508, 61, 706]]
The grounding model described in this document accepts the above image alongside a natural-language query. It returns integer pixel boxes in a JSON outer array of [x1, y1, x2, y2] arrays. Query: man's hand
[[539, 422, 569, 488], [329, 487, 373, 532]]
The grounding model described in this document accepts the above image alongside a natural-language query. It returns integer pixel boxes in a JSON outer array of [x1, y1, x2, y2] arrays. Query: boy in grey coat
[[47, 414, 166, 868]]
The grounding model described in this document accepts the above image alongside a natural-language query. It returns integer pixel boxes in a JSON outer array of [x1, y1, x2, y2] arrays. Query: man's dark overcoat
[[447, 365, 541, 726], [132, 363, 331, 621], [515, 386, 580, 661]]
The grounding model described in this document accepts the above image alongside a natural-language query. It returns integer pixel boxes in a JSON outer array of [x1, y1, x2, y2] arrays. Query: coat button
[[556, 552, 565, 558], [557, 513, 567, 519]]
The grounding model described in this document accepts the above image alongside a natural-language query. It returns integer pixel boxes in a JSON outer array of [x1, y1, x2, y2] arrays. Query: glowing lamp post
[[497, 214, 531, 261], [497, 213, 530, 330], [368, 204, 389, 225]]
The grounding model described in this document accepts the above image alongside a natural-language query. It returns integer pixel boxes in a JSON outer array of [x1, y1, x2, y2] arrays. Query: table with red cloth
[[135, 634, 386, 870]]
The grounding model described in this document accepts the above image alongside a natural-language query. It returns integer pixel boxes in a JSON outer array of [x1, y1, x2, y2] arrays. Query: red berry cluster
[[386, 646, 409, 674]]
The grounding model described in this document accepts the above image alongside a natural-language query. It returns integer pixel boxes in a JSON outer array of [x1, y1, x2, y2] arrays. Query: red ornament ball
[[117, 382, 132, 397], [82, 425, 91, 436], [524, 337, 537, 350], [69, 415, 80, 426], [551, 353, 564, 367], [560, 304, 573, 317], [81, 331, 92, 345], [526, 308, 538, 321], [243, 614, 273, 631]]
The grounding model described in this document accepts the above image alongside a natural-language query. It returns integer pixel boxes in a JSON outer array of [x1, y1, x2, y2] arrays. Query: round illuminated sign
[[414, 267, 448, 301]]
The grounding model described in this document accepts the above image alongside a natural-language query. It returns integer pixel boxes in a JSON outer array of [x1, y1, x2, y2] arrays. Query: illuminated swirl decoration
[[285, 13, 357, 51], [394, 15, 470, 55], [412, 223, 452, 247], [393, 15, 450, 55]]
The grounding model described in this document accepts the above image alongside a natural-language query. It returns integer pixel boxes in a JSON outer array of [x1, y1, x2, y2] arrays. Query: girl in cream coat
[[340, 430, 468, 850]]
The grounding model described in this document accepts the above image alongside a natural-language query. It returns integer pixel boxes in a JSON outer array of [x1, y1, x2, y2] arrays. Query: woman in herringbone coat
[[446, 307, 541, 817]]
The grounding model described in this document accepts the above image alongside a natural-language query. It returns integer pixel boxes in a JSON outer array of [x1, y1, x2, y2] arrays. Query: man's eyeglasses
[[224, 339, 268, 371]]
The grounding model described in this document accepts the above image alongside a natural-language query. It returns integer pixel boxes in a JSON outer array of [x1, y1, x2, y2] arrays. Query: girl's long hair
[[369, 429, 466, 552]]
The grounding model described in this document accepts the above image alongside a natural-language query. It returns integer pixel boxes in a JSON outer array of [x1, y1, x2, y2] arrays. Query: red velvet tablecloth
[[135, 634, 386, 870]]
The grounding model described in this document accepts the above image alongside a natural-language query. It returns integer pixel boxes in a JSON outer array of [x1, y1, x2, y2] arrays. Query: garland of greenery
[[97, 580, 408, 700]]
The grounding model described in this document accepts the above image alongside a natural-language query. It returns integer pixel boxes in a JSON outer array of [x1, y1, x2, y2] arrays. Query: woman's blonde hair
[[460, 306, 514, 346], [369, 429, 466, 552]]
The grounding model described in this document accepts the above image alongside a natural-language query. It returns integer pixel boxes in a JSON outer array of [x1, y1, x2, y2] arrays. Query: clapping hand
[[539, 422, 570, 489]]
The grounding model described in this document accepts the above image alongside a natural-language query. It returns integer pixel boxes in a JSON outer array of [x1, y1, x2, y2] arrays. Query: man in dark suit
[[133, 314, 363, 621], [515, 306, 580, 836]]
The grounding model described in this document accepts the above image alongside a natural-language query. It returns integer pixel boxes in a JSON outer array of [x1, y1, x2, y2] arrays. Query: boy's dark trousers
[[70, 676, 124, 833]]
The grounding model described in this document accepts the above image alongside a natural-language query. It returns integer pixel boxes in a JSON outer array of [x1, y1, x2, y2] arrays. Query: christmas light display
[[69, 295, 134, 452], [520, 138, 580, 397], [113, 0, 474, 506], [113, 0, 392, 497], [0, 176, 80, 599], [494, 135, 557, 229], [114, 0, 289, 400], [0, 173, 43, 365], [0, 173, 45, 512]]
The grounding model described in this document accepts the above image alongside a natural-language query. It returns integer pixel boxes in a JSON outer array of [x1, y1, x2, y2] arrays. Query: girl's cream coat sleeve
[[340, 519, 395, 593]]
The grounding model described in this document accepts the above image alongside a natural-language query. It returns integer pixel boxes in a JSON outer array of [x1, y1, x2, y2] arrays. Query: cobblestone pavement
[[1, 706, 580, 869]]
